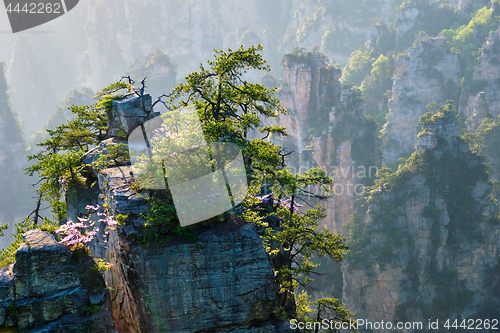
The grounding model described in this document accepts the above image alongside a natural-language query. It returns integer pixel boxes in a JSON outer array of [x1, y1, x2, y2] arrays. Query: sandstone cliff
[[79, 0, 406, 91], [278, 52, 342, 173], [464, 26, 500, 129], [382, 37, 461, 167], [0, 230, 116, 332], [278, 52, 379, 234], [61, 94, 285, 333], [343, 110, 500, 329]]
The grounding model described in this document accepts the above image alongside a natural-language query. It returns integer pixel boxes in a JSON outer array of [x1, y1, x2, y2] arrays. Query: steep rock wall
[[382, 37, 460, 167], [66, 95, 283, 333], [278, 53, 341, 173], [0, 230, 115, 332], [343, 112, 500, 329], [313, 89, 380, 233], [464, 26, 500, 129], [278, 54, 379, 233], [0, 62, 31, 249]]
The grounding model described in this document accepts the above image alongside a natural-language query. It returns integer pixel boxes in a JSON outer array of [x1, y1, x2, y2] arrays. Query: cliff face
[[313, 89, 380, 233], [281, 0, 402, 66], [343, 112, 500, 328], [278, 53, 342, 172], [382, 37, 460, 167], [278, 53, 379, 233], [464, 26, 500, 129], [0, 230, 115, 332], [65, 95, 282, 333]]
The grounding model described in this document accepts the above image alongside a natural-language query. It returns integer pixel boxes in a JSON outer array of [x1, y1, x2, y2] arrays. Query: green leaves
[[169, 44, 285, 149], [25, 81, 131, 221]]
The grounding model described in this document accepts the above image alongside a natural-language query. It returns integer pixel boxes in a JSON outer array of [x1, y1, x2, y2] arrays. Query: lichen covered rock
[[0, 230, 115, 332]]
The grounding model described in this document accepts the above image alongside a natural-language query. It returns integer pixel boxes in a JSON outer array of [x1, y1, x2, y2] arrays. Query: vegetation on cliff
[[345, 101, 499, 325], [341, 0, 500, 132], [4, 45, 357, 329]]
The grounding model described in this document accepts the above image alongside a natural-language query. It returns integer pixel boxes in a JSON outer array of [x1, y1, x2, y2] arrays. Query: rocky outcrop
[[313, 88, 380, 233], [65, 94, 283, 333], [278, 53, 379, 233], [394, 1, 424, 38], [278, 52, 342, 173], [467, 91, 491, 131], [0, 230, 115, 332], [343, 111, 500, 329], [277, 54, 380, 305], [464, 26, 500, 127], [382, 37, 460, 167]]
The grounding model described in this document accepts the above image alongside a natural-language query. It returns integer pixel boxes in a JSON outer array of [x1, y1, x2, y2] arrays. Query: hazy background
[[0, 0, 399, 247]]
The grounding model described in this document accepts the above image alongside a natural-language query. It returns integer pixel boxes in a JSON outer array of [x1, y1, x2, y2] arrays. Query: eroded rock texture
[[464, 26, 500, 127], [65, 94, 283, 333], [79, 0, 405, 90], [382, 37, 460, 167], [278, 54, 379, 233], [278, 53, 342, 172], [0, 230, 115, 332], [343, 112, 500, 329]]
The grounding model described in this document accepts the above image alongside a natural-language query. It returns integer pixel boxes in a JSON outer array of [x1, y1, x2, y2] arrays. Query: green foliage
[[0, 223, 8, 237], [171, 45, 287, 148], [429, 268, 474, 321], [349, 101, 492, 322], [468, 79, 489, 94], [40, 219, 59, 233], [91, 143, 130, 172], [295, 290, 357, 332], [0, 218, 36, 267], [297, 5, 324, 42], [443, 5, 500, 86], [394, 1, 466, 52], [283, 47, 331, 67], [25, 81, 131, 221], [370, 24, 397, 57], [418, 102, 456, 125], [341, 50, 373, 86], [138, 193, 178, 245], [93, 258, 112, 273], [165, 45, 353, 322], [80, 304, 102, 316], [115, 214, 129, 226], [360, 54, 393, 117]]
